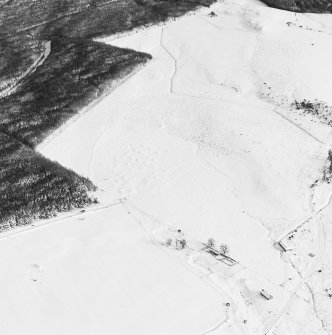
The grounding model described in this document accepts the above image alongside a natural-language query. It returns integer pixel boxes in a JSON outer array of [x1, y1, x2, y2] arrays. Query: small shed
[[207, 247, 220, 257], [276, 240, 293, 252], [260, 289, 273, 300]]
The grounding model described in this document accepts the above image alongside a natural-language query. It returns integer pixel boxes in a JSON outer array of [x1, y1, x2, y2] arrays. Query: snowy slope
[[2, 0, 332, 334], [0, 204, 229, 335]]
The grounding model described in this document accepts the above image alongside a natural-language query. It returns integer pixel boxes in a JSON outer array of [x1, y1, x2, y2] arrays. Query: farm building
[[260, 289, 273, 300], [275, 240, 293, 252], [204, 245, 238, 266]]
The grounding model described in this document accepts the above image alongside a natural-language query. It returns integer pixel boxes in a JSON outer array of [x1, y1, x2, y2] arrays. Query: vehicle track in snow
[[197, 144, 275, 240], [265, 216, 329, 335], [296, 163, 331, 333], [27, 3, 332, 333], [272, 107, 323, 144], [0, 40, 51, 99], [159, 18, 327, 150], [160, 27, 177, 94], [265, 130, 332, 334]]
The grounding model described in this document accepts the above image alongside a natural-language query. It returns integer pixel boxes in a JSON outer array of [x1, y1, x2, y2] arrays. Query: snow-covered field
[[2, 0, 332, 333]]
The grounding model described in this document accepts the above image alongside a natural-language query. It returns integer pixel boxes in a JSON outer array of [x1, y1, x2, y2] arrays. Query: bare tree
[[179, 239, 187, 249], [207, 238, 216, 249], [220, 243, 229, 255]]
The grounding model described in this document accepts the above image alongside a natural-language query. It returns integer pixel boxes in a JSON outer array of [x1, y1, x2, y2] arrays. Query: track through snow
[[265, 125, 332, 334], [271, 108, 323, 144], [0, 40, 51, 99], [271, 157, 332, 333], [4, 0, 332, 334]]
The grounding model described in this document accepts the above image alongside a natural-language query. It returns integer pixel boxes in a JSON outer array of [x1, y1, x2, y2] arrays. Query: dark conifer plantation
[[0, 0, 216, 230]]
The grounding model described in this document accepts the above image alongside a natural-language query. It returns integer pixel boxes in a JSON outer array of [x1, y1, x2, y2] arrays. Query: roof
[[260, 290, 273, 300], [277, 240, 293, 252]]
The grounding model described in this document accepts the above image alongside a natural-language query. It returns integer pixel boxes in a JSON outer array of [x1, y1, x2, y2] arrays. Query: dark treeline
[[260, 0, 332, 13], [0, 0, 214, 38], [0, 38, 152, 147], [0, 0, 215, 230], [0, 132, 96, 231]]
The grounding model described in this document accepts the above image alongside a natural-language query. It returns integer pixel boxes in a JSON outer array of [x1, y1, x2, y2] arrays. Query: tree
[[179, 239, 187, 249], [328, 150, 332, 172], [165, 238, 172, 247], [207, 238, 215, 249], [220, 243, 229, 255], [176, 239, 187, 250]]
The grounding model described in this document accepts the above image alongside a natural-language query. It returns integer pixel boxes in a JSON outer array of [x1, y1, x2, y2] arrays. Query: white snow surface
[[3, 0, 332, 334]]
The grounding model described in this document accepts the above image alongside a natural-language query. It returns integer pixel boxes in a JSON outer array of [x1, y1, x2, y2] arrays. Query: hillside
[[2, 0, 332, 334], [0, 0, 215, 228]]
